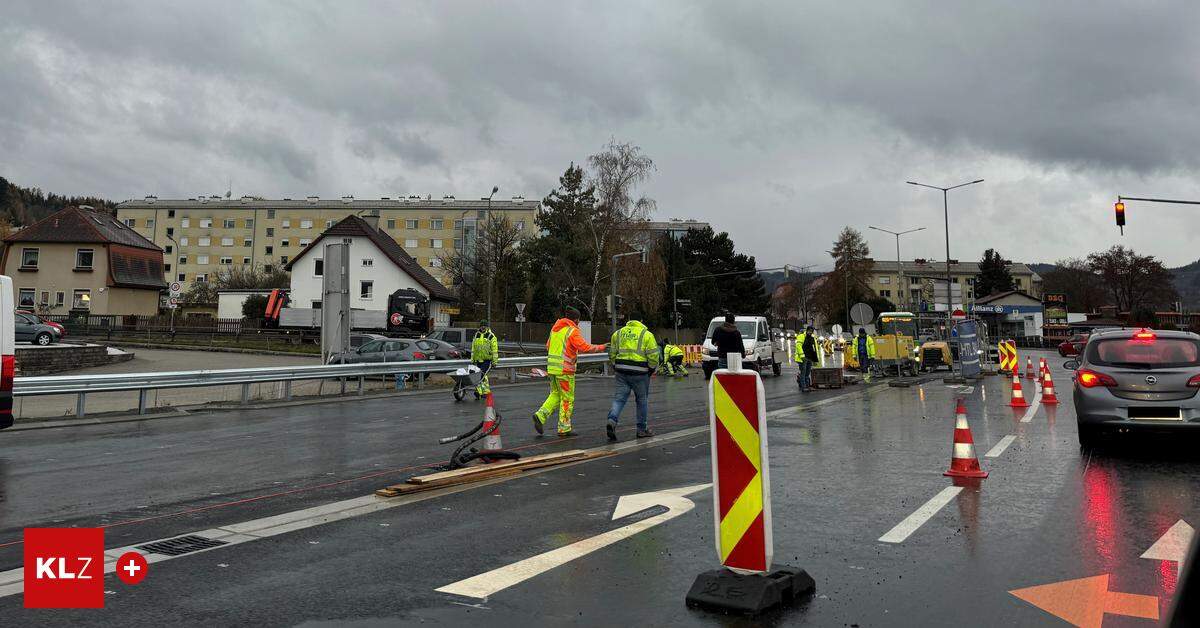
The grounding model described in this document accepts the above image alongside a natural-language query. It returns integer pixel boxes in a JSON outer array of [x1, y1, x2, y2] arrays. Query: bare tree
[[584, 139, 656, 317], [439, 212, 525, 319]]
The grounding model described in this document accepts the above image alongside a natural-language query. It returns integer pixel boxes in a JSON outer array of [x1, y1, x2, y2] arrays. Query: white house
[[283, 215, 457, 327]]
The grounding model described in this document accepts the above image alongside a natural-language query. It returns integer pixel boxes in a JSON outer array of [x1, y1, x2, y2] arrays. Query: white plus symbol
[[123, 560, 141, 578]]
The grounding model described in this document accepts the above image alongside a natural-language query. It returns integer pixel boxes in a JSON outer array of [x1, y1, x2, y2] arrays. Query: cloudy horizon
[[4, 1, 1200, 269]]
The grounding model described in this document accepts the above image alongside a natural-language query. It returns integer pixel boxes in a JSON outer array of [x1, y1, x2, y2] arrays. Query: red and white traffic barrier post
[[686, 352, 815, 616]]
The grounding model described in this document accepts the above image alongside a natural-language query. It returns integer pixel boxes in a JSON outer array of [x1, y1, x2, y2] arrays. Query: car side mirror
[[1063, 359, 1079, 370]]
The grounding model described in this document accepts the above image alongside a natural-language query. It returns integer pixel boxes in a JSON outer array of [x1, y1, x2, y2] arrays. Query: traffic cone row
[[945, 398, 988, 479], [1041, 365, 1060, 405], [481, 392, 503, 453], [1009, 372, 1030, 408]]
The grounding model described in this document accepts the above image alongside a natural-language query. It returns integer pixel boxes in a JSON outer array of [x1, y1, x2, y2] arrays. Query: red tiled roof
[[4, 206, 161, 251], [284, 215, 455, 302], [108, 245, 166, 289]]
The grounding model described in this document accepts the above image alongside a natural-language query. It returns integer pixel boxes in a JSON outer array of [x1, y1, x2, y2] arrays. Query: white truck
[[700, 315, 786, 379]]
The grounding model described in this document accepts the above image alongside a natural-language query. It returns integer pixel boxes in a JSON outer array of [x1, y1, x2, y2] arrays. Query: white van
[[701, 315, 786, 378], [0, 275, 14, 429]]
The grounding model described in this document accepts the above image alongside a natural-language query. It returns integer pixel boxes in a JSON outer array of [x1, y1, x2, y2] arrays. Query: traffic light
[[1115, 201, 1125, 234]]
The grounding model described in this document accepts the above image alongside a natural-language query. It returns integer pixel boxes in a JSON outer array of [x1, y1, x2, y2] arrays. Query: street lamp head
[[491, 185, 499, 194]]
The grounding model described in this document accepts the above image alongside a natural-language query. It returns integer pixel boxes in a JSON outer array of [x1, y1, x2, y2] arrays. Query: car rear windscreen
[[1088, 337, 1200, 368]]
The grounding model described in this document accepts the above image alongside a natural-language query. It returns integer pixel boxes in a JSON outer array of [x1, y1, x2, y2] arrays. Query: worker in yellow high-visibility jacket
[[605, 320, 660, 441], [533, 306, 606, 437], [470, 321, 498, 397]]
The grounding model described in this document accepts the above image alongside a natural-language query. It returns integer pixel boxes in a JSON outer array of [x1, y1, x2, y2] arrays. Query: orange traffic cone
[[1025, 357, 1036, 380], [1041, 368, 1060, 405], [945, 398, 988, 479], [1036, 358, 1046, 389], [481, 392, 503, 453], [1009, 372, 1030, 408]]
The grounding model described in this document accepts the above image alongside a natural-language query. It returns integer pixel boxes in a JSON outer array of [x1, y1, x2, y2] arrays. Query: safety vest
[[471, 329, 497, 361], [609, 321, 657, 374], [794, 332, 809, 363], [857, 334, 876, 359], [547, 325, 573, 375], [664, 344, 684, 359]]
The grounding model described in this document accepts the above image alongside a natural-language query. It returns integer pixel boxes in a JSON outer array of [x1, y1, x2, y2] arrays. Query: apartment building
[[115, 195, 540, 288], [866, 259, 1043, 311]]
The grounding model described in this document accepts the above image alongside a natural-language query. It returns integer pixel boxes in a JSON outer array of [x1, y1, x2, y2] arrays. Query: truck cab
[[701, 315, 785, 378]]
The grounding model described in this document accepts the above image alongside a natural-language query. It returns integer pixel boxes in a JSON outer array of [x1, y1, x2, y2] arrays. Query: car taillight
[[412, 352, 427, 360], [1077, 369, 1117, 388], [0, 355, 13, 392], [1188, 374, 1200, 388], [1132, 329, 1156, 343]]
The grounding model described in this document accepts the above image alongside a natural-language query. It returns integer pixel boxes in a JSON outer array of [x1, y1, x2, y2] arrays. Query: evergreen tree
[[975, 248, 1015, 298]]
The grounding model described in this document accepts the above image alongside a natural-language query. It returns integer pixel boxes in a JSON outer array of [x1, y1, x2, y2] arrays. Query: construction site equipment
[[873, 312, 919, 377], [450, 364, 487, 402]]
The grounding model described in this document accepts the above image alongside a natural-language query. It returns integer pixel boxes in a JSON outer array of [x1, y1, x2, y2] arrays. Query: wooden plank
[[376, 450, 617, 498], [408, 450, 588, 484]]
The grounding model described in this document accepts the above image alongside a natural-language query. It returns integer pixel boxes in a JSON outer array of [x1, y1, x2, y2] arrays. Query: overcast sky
[[4, 1, 1200, 269]]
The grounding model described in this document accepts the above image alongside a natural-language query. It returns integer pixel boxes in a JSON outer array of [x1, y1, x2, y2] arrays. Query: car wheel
[[35, 332, 52, 346], [772, 359, 782, 377], [1077, 424, 1102, 448]]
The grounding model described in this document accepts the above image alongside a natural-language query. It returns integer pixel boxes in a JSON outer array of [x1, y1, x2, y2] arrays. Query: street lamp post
[[868, 226, 925, 311], [906, 179, 983, 379], [484, 185, 498, 323]]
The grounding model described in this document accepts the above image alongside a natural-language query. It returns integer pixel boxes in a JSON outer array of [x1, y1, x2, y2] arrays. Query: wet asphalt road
[[1, 351, 1197, 626]]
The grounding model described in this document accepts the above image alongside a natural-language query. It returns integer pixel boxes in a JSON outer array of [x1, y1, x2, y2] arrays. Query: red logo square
[[23, 528, 105, 609]]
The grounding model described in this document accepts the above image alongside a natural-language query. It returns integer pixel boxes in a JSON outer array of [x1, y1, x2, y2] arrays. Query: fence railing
[[13, 353, 609, 418]]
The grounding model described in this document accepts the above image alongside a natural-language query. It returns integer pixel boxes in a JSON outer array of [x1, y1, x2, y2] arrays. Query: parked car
[[700, 315, 785, 378], [327, 338, 429, 364], [14, 311, 60, 346], [426, 327, 472, 351], [415, 337, 464, 360], [350, 333, 388, 349], [17, 311, 66, 338], [1058, 333, 1089, 357], [1067, 327, 1200, 447]]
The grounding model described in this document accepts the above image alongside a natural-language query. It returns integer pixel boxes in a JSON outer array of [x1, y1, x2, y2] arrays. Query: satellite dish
[[850, 303, 874, 326]]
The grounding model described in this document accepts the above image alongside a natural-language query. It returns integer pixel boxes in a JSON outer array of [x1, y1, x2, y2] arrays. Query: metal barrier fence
[[14, 353, 610, 418]]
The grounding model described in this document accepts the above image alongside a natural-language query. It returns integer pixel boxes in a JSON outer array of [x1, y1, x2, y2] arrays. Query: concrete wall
[[15, 344, 134, 376]]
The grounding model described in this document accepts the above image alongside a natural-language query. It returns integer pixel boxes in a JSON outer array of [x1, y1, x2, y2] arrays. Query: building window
[[219, 257, 233, 265], [453, 219, 463, 230], [967, 289, 974, 298], [280, 256, 289, 264], [147, 219, 155, 229], [221, 237, 234, 246], [311, 300, 322, 309], [75, 248, 94, 270], [165, 227, 174, 237], [282, 219, 291, 228], [181, 218, 190, 227], [967, 278, 975, 285], [165, 263, 172, 272], [177, 273, 185, 282], [197, 254, 210, 265], [72, 289, 91, 309], [165, 245, 173, 254], [430, 219, 444, 230], [245, 218, 254, 229], [360, 280, 374, 299], [430, 257, 442, 268], [242, 257, 251, 265], [516, 220, 526, 231], [196, 273, 208, 283], [167, 210, 176, 218], [432, 239, 443, 249], [879, 276, 891, 285], [223, 219, 236, 229], [39, 291, 49, 306], [281, 239, 290, 247], [314, 259, 324, 276], [266, 227, 274, 237], [243, 238, 253, 247], [880, 289, 891, 298], [362, 258, 373, 267], [300, 219, 313, 229], [404, 238, 418, 248], [405, 219, 418, 229], [124, 218, 136, 227], [55, 291, 65, 307], [179, 255, 188, 265], [325, 219, 334, 228], [299, 238, 311, 247], [387, 219, 396, 229], [198, 236, 211, 246], [18, 288, 35, 308], [267, 209, 276, 219], [180, 237, 189, 246], [265, 246, 273, 255], [20, 248, 38, 269], [454, 238, 463, 251], [200, 218, 212, 228]]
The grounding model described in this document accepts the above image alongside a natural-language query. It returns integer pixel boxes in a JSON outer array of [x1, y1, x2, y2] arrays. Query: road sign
[[168, 297, 180, 306], [850, 302, 873, 326], [676, 298, 692, 306], [515, 314, 526, 323], [515, 303, 526, 314], [708, 362, 771, 573], [951, 308, 966, 321], [168, 281, 182, 296], [831, 324, 843, 337]]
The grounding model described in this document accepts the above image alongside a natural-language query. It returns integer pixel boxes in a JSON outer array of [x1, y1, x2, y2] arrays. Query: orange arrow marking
[[1009, 574, 1158, 628]]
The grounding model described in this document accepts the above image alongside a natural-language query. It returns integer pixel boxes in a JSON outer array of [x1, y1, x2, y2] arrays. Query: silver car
[[1068, 328, 1200, 446]]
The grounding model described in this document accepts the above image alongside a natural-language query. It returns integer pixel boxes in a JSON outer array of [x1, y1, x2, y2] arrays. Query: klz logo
[[24, 528, 104, 608]]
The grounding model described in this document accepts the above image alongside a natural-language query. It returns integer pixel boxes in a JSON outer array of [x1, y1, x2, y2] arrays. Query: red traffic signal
[[1115, 201, 1126, 227]]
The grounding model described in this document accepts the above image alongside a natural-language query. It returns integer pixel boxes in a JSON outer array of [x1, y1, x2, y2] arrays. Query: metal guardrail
[[14, 353, 609, 418]]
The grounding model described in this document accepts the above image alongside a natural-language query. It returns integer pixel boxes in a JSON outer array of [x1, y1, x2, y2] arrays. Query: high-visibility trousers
[[474, 360, 492, 395], [535, 374, 576, 434]]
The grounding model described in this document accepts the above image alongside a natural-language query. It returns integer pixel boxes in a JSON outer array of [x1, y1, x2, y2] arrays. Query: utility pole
[[484, 185, 498, 322]]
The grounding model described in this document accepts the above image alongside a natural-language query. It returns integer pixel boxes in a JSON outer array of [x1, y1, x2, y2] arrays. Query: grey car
[[15, 311, 59, 346], [327, 338, 429, 364], [1068, 327, 1200, 446]]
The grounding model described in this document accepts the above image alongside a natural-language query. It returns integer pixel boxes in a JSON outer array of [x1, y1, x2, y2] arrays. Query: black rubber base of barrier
[[685, 566, 815, 616], [942, 376, 968, 384]]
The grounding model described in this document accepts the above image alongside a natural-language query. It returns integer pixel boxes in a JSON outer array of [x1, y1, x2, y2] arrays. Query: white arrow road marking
[[436, 483, 711, 599], [1141, 519, 1194, 577]]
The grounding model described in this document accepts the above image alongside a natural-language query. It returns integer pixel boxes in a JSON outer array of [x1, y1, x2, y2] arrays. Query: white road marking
[[1141, 519, 1195, 577], [1019, 391, 1042, 422], [436, 484, 710, 599], [985, 435, 1017, 458], [878, 486, 964, 544]]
